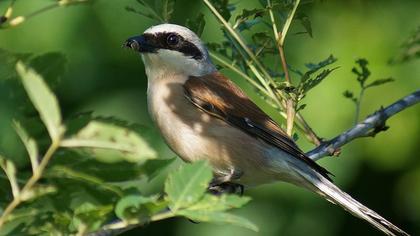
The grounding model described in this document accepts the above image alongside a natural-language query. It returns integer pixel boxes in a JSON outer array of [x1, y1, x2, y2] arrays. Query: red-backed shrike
[[125, 24, 407, 236]]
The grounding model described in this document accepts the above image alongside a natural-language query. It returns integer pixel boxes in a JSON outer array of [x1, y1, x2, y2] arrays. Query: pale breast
[[147, 77, 286, 185]]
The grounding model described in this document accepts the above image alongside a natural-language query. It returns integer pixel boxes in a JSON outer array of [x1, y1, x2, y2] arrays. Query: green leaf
[[0, 49, 31, 81], [61, 121, 157, 163], [212, 0, 233, 20], [352, 58, 370, 86], [142, 158, 176, 181], [300, 67, 339, 94], [0, 154, 20, 197], [20, 184, 57, 201], [13, 121, 39, 171], [185, 194, 251, 212], [48, 165, 124, 196], [296, 12, 312, 37], [165, 161, 213, 212], [177, 210, 258, 231], [390, 26, 420, 64], [186, 13, 206, 37], [156, 0, 176, 22], [365, 77, 394, 89], [303, 55, 337, 77], [16, 61, 64, 141], [115, 195, 159, 222], [71, 202, 113, 232]]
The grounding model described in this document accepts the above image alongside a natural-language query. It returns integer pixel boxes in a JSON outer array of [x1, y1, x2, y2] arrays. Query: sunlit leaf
[[0, 154, 20, 197], [20, 185, 57, 201], [16, 61, 64, 141], [177, 210, 258, 231], [165, 161, 212, 212], [115, 195, 159, 222], [61, 121, 157, 163]]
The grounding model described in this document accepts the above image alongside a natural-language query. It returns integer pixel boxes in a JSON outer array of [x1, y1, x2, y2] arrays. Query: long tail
[[296, 168, 409, 236]]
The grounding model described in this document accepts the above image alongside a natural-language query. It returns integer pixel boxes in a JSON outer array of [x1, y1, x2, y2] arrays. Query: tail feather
[[296, 169, 409, 236]]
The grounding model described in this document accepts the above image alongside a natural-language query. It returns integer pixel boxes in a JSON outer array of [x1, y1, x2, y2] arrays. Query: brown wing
[[183, 72, 332, 180]]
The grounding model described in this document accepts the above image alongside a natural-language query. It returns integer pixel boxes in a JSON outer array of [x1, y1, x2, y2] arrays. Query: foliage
[[390, 26, 420, 64], [343, 58, 394, 123], [0, 0, 418, 235], [0, 52, 254, 235]]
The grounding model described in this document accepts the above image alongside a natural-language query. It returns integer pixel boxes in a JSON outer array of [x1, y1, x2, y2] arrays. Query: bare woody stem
[[267, 0, 298, 136], [307, 90, 420, 161]]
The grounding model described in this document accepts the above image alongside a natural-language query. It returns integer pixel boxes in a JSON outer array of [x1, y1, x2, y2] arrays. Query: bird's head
[[125, 24, 216, 77]]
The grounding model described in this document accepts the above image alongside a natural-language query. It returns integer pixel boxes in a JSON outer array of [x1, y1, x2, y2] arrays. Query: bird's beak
[[124, 35, 156, 53]]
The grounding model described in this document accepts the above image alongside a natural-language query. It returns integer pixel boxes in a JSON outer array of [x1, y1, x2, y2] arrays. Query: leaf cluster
[[0, 50, 255, 235]]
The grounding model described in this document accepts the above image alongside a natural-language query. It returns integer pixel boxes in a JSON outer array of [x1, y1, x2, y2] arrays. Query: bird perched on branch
[[124, 23, 408, 236]]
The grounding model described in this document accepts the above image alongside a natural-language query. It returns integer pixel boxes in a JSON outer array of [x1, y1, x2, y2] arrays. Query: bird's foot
[[208, 182, 244, 196]]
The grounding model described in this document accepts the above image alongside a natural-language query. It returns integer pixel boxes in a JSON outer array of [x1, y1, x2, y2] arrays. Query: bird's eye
[[166, 34, 179, 46]]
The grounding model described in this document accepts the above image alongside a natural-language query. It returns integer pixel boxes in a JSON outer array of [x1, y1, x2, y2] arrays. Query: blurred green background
[[1, 0, 419, 235]]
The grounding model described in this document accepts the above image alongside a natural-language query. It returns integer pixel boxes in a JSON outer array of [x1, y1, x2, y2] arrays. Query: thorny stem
[[0, 138, 61, 228]]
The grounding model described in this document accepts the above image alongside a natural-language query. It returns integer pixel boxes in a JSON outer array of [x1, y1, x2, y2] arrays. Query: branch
[[307, 90, 420, 161], [0, 0, 91, 29]]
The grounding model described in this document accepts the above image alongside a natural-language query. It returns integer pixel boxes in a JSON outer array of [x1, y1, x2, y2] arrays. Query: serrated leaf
[[164, 161, 213, 212], [352, 58, 370, 86], [177, 210, 258, 231], [16, 61, 64, 141], [115, 195, 159, 222], [365, 77, 394, 89], [61, 121, 157, 163], [186, 13, 206, 37], [296, 13, 312, 37], [212, 0, 232, 20], [301, 67, 338, 94], [13, 121, 39, 171], [304, 55, 337, 74]]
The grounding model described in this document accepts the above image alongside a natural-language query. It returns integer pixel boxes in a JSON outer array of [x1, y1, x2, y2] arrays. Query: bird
[[124, 23, 408, 236]]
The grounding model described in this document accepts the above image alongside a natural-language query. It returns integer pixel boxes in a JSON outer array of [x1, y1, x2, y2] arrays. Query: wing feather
[[183, 72, 332, 180]]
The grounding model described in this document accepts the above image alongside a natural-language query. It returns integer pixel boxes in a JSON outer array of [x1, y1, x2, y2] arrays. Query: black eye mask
[[142, 32, 204, 60]]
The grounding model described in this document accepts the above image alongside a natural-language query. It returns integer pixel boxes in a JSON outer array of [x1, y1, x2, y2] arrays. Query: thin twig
[[267, 0, 299, 136], [87, 210, 175, 236], [354, 88, 365, 124], [1, 0, 90, 28], [0, 138, 61, 228], [307, 90, 420, 161]]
